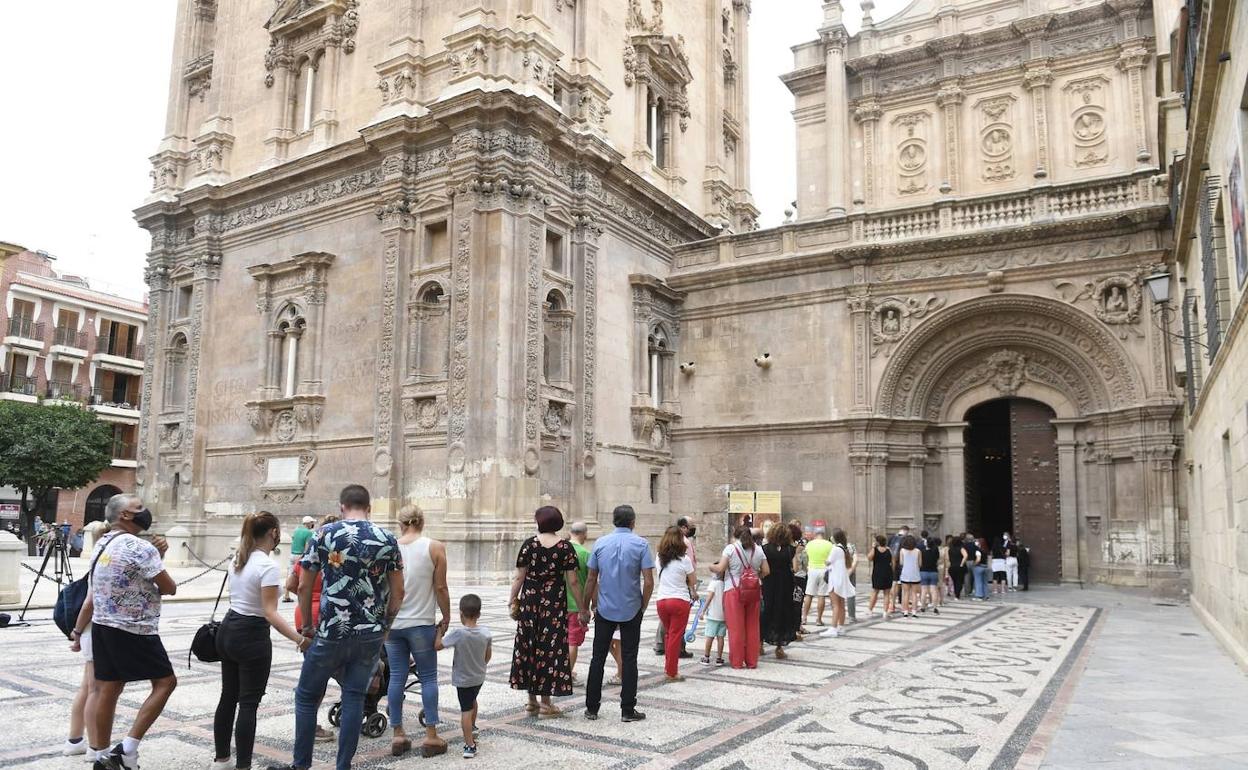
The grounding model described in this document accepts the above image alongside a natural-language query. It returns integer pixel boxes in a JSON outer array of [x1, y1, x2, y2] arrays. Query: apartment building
[[0, 248, 147, 530]]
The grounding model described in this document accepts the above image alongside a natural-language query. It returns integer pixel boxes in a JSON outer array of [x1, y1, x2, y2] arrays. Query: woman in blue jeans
[[971, 537, 991, 600], [385, 506, 451, 757]]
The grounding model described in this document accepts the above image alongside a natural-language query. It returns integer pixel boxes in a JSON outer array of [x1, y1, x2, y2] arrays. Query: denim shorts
[[919, 571, 939, 587]]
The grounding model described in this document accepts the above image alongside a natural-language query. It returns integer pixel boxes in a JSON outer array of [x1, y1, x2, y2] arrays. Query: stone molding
[[876, 293, 1145, 419]]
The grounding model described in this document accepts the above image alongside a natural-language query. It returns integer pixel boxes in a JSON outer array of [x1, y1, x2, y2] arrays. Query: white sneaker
[[62, 739, 87, 756], [210, 760, 233, 770], [827, 627, 839, 637]]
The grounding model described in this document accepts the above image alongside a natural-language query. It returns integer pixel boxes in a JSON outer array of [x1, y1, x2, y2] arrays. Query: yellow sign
[[754, 491, 782, 514], [728, 491, 755, 514]]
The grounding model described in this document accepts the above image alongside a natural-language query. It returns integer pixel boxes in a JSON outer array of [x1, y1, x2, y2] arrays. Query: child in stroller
[[326, 655, 425, 738]]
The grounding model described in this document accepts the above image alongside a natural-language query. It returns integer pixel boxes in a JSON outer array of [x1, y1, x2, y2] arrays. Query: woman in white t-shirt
[[654, 526, 698, 682], [710, 526, 770, 669], [212, 512, 307, 770]]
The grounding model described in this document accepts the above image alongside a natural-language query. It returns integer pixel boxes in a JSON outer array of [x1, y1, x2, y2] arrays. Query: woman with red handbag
[[709, 526, 770, 669]]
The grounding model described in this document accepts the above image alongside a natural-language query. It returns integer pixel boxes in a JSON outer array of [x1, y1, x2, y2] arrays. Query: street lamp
[[1144, 271, 1172, 305]]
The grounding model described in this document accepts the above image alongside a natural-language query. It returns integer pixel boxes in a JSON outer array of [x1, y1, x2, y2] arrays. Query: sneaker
[[933, 607, 940, 615], [93, 757, 122, 770], [827, 627, 839, 637], [210, 761, 233, 770], [314, 725, 335, 743], [621, 710, 647, 723], [678, 650, 693, 659], [699, 655, 711, 665], [653, 648, 664, 656], [583, 709, 599, 720], [607, 674, 622, 686], [63, 739, 87, 756], [109, 744, 139, 770], [463, 744, 477, 759], [714, 658, 725, 667]]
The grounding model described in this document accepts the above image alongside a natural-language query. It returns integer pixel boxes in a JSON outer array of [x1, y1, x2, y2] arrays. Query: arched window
[[647, 326, 669, 408], [165, 333, 188, 409], [412, 283, 448, 380], [289, 53, 320, 133], [543, 290, 572, 386], [276, 304, 307, 397]]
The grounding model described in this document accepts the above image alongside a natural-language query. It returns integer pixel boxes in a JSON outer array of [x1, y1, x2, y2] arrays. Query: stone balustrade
[[673, 170, 1166, 272]]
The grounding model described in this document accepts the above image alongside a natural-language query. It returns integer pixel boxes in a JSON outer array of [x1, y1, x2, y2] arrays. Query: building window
[[176, 284, 194, 319], [649, 471, 661, 504], [275, 304, 306, 398], [411, 283, 449, 380], [165, 333, 188, 409], [543, 290, 572, 386], [1224, 431, 1236, 530], [647, 327, 671, 408], [290, 54, 320, 134], [1199, 176, 1231, 359], [424, 221, 449, 263], [546, 230, 565, 274], [627, 35, 692, 176]]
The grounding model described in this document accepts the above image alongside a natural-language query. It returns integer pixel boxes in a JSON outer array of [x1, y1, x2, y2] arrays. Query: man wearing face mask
[[70, 494, 178, 770], [653, 517, 697, 657]]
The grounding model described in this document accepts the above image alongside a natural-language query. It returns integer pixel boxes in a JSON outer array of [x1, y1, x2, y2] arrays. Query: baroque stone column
[[909, 452, 926, 531], [372, 194, 416, 518], [936, 83, 963, 194], [181, 251, 222, 527], [821, 5, 849, 216], [850, 450, 874, 535], [848, 276, 871, 416], [1024, 65, 1054, 180], [570, 211, 602, 496], [854, 97, 882, 209], [870, 451, 889, 533], [940, 423, 968, 536]]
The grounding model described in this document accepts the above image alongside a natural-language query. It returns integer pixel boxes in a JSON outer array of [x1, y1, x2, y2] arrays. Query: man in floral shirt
[[268, 485, 404, 770]]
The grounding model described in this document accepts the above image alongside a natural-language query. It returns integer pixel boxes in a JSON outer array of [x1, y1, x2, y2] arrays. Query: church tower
[[134, 0, 756, 569]]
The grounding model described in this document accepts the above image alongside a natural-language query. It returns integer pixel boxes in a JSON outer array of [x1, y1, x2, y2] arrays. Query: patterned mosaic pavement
[[0, 588, 1100, 769]]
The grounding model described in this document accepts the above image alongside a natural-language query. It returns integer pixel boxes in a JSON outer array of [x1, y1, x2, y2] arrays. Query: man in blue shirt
[[582, 505, 654, 722]]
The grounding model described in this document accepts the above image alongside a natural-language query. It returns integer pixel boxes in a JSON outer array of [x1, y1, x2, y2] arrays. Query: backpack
[[730, 545, 761, 606], [53, 533, 117, 639]]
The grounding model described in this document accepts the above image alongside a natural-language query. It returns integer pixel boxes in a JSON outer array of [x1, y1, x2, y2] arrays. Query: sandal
[[525, 702, 540, 714], [420, 742, 448, 758], [538, 705, 564, 717], [391, 738, 412, 756]]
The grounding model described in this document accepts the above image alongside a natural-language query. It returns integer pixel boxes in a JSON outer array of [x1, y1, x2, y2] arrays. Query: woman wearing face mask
[[211, 512, 309, 770]]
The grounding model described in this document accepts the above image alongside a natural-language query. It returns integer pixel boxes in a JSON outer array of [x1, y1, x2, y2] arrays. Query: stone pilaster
[[1024, 65, 1054, 180], [571, 211, 603, 517], [909, 451, 926, 530], [180, 251, 222, 525], [941, 423, 968, 536], [847, 288, 871, 416], [1054, 420, 1081, 582], [936, 83, 963, 194], [854, 97, 882, 209], [371, 194, 415, 518]]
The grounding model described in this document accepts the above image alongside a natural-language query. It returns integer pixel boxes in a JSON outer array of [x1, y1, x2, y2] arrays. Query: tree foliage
[[0, 401, 114, 550]]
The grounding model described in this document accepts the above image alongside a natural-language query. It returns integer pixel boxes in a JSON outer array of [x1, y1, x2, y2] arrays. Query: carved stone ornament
[[869, 295, 946, 357], [622, 32, 693, 132], [543, 401, 566, 436], [254, 450, 318, 504], [977, 95, 1016, 182], [264, 0, 359, 88], [416, 397, 440, 430], [1053, 273, 1144, 335], [244, 394, 326, 442], [274, 410, 297, 443], [892, 112, 930, 195], [630, 404, 677, 453], [159, 424, 183, 452], [1064, 76, 1111, 168], [982, 350, 1028, 395]]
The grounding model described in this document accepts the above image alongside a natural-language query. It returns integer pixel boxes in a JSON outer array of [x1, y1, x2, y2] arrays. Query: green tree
[[0, 401, 114, 555]]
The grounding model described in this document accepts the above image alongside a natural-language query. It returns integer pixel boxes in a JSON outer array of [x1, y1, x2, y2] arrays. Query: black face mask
[[132, 509, 154, 531], [686, 526, 697, 538]]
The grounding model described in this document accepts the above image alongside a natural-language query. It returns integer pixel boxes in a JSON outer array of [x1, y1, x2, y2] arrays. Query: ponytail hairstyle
[[236, 511, 280, 572], [397, 504, 425, 532], [734, 525, 755, 549]]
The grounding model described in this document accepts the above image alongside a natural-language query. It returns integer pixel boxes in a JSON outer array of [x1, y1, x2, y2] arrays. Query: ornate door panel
[[1010, 400, 1060, 582]]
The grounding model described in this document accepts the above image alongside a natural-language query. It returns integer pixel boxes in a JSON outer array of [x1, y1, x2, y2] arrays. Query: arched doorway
[[965, 398, 1060, 583], [84, 484, 122, 525]]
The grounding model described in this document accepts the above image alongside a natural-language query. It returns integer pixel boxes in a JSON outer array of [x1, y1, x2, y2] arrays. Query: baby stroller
[[327, 655, 426, 738]]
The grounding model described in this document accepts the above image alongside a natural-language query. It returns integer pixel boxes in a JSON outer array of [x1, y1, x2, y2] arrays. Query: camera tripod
[[17, 529, 74, 623]]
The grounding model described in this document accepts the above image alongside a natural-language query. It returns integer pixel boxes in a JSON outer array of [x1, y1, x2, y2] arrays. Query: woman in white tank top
[[384, 506, 451, 758]]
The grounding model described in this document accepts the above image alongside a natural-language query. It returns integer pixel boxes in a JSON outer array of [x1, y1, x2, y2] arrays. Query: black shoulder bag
[[189, 567, 230, 666]]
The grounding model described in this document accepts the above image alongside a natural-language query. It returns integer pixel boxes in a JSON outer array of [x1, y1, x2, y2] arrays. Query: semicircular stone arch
[[877, 294, 1144, 420]]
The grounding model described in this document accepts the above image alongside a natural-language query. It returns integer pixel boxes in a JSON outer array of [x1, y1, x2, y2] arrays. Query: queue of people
[[61, 489, 1033, 770]]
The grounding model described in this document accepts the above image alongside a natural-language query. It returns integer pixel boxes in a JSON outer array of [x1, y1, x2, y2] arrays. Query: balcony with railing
[[89, 387, 141, 422], [94, 336, 146, 371], [0, 373, 37, 398], [4, 317, 44, 348], [45, 380, 84, 402], [51, 326, 88, 356], [111, 438, 137, 463]]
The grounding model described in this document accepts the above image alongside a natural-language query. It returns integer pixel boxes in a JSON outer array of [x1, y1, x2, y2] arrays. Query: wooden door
[[1010, 400, 1061, 582]]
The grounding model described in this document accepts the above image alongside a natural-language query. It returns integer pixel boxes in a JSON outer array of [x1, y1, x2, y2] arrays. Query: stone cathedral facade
[[137, 0, 1188, 589]]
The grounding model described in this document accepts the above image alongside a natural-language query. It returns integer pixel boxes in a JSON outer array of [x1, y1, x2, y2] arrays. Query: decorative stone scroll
[[253, 450, 317, 503], [1053, 271, 1145, 338]]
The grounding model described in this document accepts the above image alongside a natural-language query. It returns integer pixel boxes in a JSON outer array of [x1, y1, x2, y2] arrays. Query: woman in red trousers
[[654, 526, 698, 682], [710, 526, 770, 669]]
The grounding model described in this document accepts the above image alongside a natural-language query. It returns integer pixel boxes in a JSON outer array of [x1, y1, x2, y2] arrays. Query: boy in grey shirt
[[436, 594, 492, 759]]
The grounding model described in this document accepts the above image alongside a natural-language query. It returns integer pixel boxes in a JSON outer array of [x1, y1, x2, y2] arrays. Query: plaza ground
[[2, 582, 1246, 769]]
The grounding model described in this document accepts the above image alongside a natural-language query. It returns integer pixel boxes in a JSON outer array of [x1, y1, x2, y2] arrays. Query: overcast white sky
[[0, 2, 898, 301]]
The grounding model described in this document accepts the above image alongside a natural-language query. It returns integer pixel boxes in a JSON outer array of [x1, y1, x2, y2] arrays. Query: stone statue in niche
[[1074, 112, 1105, 141], [870, 294, 946, 357], [1105, 284, 1127, 313], [882, 308, 901, 334], [1054, 272, 1143, 337], [1065, 76, 1110, 168], [985, 350, 1028, 396], [893, 112, 929, 195]]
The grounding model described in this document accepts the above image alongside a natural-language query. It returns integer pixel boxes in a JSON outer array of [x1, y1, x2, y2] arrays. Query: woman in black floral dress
[[508, 506, 588, 716]]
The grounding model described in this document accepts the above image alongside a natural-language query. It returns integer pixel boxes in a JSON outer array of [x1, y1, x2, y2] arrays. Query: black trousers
[[949, 566, 967, 599], [585, 609, 642, 715], [214, 611, 272, 768]]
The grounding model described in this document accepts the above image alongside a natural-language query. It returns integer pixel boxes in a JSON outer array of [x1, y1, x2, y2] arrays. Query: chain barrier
[[177, 543, 235, 587]]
